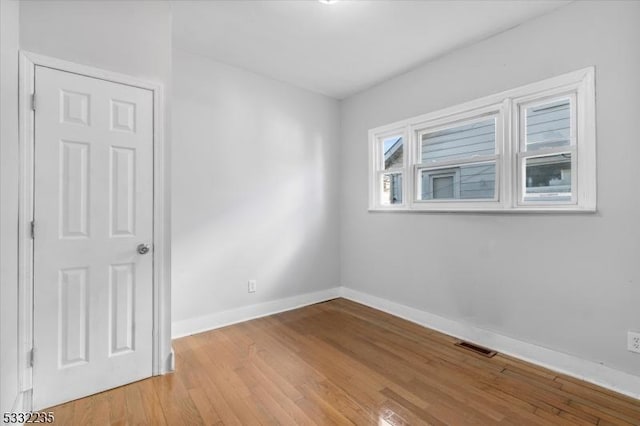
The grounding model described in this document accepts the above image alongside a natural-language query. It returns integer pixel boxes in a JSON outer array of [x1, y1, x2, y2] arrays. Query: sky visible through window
[[384, 136, 401, 154]]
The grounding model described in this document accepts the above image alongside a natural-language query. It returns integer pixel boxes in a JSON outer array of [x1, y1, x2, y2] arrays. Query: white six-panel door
[[32, 66, 154, 410]]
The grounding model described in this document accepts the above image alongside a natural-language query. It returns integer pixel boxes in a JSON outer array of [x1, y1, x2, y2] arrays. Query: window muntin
[[419, 162, 496, 201], [368, 68, 595, 212]]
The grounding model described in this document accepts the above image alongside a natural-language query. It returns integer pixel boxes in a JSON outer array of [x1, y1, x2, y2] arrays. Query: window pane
[[524, 153, 572, 201], [383, 136, 403, 170], [525, 98, 571, 151], [422, 118, 495, 164], [381, 172, 402, 205], [419, 162, 495, 200]]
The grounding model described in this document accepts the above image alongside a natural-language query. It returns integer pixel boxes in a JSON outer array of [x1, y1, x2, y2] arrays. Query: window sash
[[415, 158, 499, 203], [519, 93, 577, 153], [516, 147, 577, 205], [371, 128, 408, 209], [515, 92, 578, 206], [376, 170, 405, 208]]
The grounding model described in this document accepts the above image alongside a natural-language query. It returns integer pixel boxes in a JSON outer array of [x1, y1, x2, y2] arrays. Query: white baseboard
[[171, 287, 341, 338], [10, 390, 27, 422], [170, 285, 639, 399], [339, 287, 640, 400], [156, 347, 175, 374], [11, 391, 22, 412]]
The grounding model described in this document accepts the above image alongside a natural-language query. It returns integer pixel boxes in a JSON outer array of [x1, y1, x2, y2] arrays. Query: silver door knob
[[137, 243, 151, 255]]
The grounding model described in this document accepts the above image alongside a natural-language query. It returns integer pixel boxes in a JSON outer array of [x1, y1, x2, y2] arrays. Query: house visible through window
[[378, 135, 405, 206], [382, 136, 403, 204], [368, 67, 596, 212], [384, 136, 403, 169], [520, 97, 574, 203], [418, 117, 497, 201], [433, 175, 454, 199]]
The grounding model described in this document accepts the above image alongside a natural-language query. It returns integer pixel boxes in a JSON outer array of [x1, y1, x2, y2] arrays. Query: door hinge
[[30, 221, 35, 239], [28, 349, 35, 367], [31, 93, 36, 111]]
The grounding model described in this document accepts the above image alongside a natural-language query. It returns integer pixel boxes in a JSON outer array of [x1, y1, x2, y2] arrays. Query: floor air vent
[[455, 341, 497, 358]]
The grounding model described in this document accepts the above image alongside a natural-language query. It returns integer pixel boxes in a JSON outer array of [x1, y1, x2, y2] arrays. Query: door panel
[[32, 66, 154, 410]]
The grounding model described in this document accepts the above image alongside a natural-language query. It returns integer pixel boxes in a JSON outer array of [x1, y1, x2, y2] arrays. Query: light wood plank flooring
[[48, 298, 640, 425]]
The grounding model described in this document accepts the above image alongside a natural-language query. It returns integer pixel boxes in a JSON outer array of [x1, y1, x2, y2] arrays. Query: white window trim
[[368, 67, 596, 213], [369, 127, 409, 210], [514, 91, 577, 206]]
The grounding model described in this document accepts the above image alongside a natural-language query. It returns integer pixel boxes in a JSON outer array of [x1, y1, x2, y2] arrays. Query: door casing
[[17, 51, 173, 411]]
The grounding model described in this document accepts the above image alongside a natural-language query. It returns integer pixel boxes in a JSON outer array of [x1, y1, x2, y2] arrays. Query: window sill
[[368, 206, 597, 214]]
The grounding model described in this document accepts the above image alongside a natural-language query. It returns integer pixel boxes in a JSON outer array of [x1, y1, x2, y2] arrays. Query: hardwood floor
[[48, 298, 640, 425]]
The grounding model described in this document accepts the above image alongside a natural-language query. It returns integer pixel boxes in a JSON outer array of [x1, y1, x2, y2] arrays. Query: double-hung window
[[369, 67, 596, 212], [514, 93, 579, 206], [413, 104, 504, 210], [371, 130, 407, 208]]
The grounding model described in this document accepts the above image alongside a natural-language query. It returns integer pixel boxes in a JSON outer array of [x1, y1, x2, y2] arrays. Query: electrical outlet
[[628, 331, 640, 354], [248, 280, 256, 293]]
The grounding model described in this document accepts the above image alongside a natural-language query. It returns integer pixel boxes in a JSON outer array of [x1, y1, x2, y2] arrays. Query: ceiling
[[172, 1, 569, 99]]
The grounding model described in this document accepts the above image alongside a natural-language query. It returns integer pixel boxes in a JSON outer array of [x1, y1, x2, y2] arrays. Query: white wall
[[1, 0, 20, 414], [340, 1, 640, 377], [171, 49, 340, 328], [18, 0, 173, 369], [19, 1, 172, 87]]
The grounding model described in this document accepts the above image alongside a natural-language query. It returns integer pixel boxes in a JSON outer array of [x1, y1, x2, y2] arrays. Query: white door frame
[[17, 51, 173, 410]]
